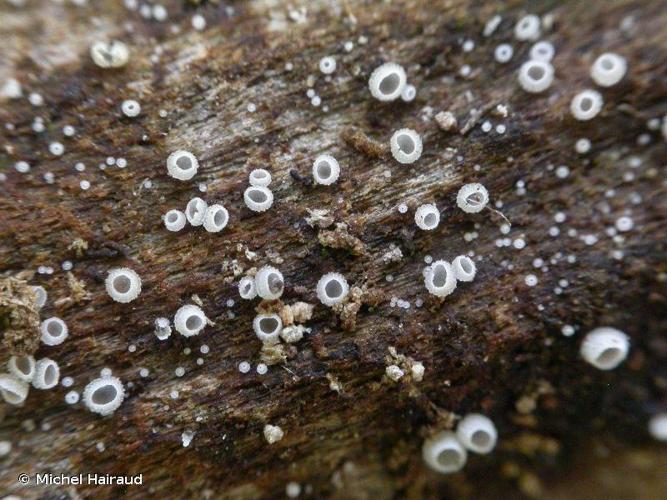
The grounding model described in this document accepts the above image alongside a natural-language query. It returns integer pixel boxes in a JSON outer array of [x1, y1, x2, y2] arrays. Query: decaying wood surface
[[1, 0, 666, 498]]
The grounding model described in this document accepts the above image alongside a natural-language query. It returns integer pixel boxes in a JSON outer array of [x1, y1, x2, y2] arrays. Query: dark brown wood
[[1, 0, 666, 498]]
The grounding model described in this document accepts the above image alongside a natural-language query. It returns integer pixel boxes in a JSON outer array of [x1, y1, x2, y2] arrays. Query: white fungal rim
[[253, 313, 283, 344], [40, 317, 69, 346], [580, 327, 629, 370], [422, 431, 468, 474], [32, 358, 60, 390], [186, 197, 208, 226], [648, 413, 667, 442], [518, 60, 555, 93], [455, 413, 498, 454], [31, 285, 47, 309], [494, 44, 514, 64], [390, 128, 423, 164], [244, 186, 274, 212], [401, 84, 417, 102], [452, 255, 477, 282], [570, 90, 603, 121], [319, 56, 337, 75], [121, 99, 141, 117], [530, 41, 555, 62], [238, 276, 258, 300], [424, 260, 457, 298], [167, 150, 199, 181], [174, 304, 207, 337], [105, 267, 142, 303], [164, 209, 187, 232], [90, 40, 129, 68], [414, 204, 440, 231], [0, 373, 29, 405], [255, 266, 284, 300], [514, 14, 541, 41], [316, 272, 349, 307], [154, 317, 172, 340], [82, 376, 125, 416], [249, 168, 272, 187], [312, 154, 341, 185], [591, 52, 627, 87], [457, 183, 489, 213], [203, 204, 229, 233], [368, 62, 407, 102], [8, 355, 36, 383]]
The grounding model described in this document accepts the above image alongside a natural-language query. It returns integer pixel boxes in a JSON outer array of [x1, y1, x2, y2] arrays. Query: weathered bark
[[1, 0, 666, 499]]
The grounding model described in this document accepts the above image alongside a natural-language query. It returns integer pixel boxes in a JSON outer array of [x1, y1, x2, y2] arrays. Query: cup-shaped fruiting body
[[255, 266, 284, 300], [457, 183, 489, 214], [390, 128, 423, 164], [238, 276, 257, 300], [83, 376, 125, 416], [422, 431, 468, 474], [424, 260, 457, 298], [401, 84, 416, 102], [452, 255, 476, 282], [31, 285, 47, 309], [0, 373, 29, 405], [90, 40, 129, 68], [186, 197, 208, 226], [203, 204, 229, 233], [154, 317, 172, 340], [570, 90, 603, 121], [249, 168, 272, 187], [530, 41, 555, 62], [8, 355, 36, 383], [263, 424, 284, 444], [456, 413, 498, 454], [312, 154, 340, 186], [514, 14, 541, 41], [580, 327, 629, 370], [414, 204, 440, 231], [591, 53, 627, 87], [32, 358, 60, 390], [518, 60, 554, 93], [174, 304, 207, 337], [105, 268, 142, 303], [494, 44, 514, 64], [244, 186, 274, 212], [648, 413, 667, 442], [316, 272, 349, 307], [121, 99, 141, 117], [368, 62, 407, 102], [167, 150, 199, 180], [253, 313, 283, 344], [40, 317, 69, 346], [164, 209, 186, 232], [319, 56, 336, 75]]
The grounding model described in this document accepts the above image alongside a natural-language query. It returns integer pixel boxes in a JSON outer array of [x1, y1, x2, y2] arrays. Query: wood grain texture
[[1, 0, 666, 498]]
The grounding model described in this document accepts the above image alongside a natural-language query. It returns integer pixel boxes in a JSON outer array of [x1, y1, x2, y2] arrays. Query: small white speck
[[80, 180, 91, 190], [562, 325, 575, 337], [49, 142, 65, 156], [525, 274, 538, 287], [239, 361, 251, 373], [615, 216, 634, 232], [556, 165, 570, 179], [192, 14, 206, 31]]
